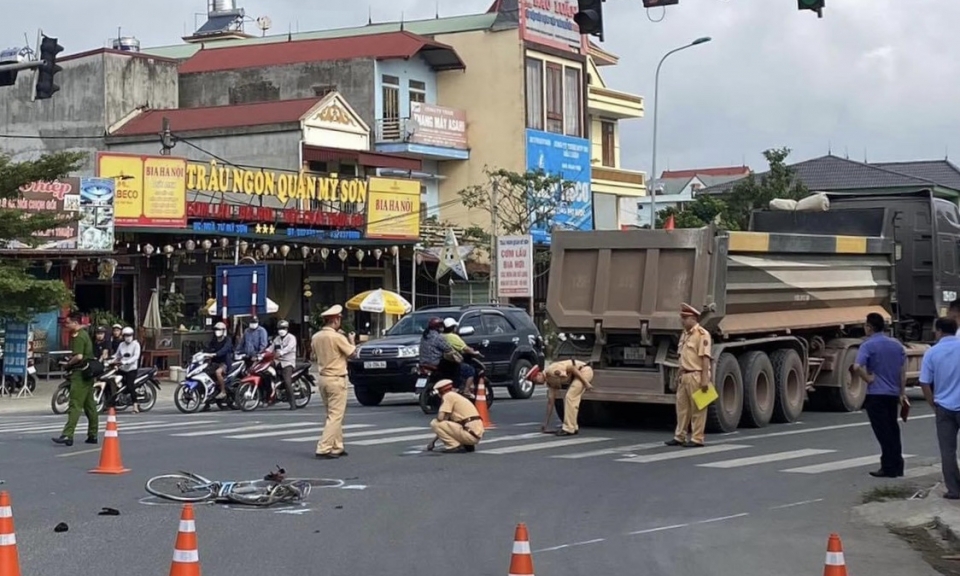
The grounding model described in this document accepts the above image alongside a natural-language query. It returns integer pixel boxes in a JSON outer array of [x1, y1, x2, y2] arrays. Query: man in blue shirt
[[920, 316, 960, 499], [239, 317, 269, 359], [853, 312, 907, 478]]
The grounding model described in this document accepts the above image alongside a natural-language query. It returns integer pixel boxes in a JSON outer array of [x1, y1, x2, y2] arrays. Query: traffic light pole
[[0, 61, 41, 74]]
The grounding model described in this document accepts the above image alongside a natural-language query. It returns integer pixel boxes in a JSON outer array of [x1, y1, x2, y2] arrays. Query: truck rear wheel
[[738, 351, 776, 428], [826, 347, 866, 412], [706, 353, 743, 434], [770, 349, 805, 423]]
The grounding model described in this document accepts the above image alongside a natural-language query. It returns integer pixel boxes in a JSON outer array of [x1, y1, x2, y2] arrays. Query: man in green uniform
[[52, 313, 99, 447]]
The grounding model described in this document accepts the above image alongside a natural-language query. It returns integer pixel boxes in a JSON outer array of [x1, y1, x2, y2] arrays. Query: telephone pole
[[489, 178, 499, 303]]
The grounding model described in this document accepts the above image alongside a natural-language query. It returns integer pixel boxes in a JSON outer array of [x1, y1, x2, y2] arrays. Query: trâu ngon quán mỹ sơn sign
[[186, 160, 368, 205]]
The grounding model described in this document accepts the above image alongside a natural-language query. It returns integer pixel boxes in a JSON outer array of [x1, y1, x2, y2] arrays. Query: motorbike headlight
[[397, 345, 419, 358]]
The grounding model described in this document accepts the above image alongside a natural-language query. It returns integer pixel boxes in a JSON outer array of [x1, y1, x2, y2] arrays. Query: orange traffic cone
[[823, 533, 848, 576], [508, 523, 535, 576], [0, 492, 21, 576], [476, 381, 496, 429], [169, 504, 201, 576], [89, 408, 130, 475]]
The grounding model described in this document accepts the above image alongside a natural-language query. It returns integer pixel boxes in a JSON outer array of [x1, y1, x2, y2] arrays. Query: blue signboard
[[3, 322, 29, 380], [525, 129, 593, 245], [215, 265, 269, 317]]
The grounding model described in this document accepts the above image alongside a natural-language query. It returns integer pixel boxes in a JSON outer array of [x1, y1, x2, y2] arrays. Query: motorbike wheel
[[235, 382, 261, 412], [293, 378, 312, 409], [26, 374, 37, 392], [174, 383, 204, 414], [50, 382, 70, 414], [419, 382, 441, 415], [479, 380, 495, 409], [137, 383, 158, 412], [96, 390, 108, 414]]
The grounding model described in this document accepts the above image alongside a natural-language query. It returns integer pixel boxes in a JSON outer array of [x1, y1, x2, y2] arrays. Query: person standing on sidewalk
[[852, 312, 907, 478], [311, 305, 356, 459], [270, 319, 298, 410], [920, 316, 960, 499], [665, 303, 712, 448], [52, 313, 99, 447]]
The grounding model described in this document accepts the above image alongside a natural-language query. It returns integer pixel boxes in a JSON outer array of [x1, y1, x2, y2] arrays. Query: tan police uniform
[[311, 304, 356, 457], [544, 360, 594, 435], [430, 388, 485, 450], [672, 303, 713, 446]]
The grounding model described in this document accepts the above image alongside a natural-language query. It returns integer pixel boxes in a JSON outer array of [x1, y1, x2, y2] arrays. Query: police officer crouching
[[426, 380, 484, 454]]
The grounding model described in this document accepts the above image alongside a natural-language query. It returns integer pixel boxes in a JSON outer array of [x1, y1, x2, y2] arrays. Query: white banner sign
[[497, 235, 534, 299]]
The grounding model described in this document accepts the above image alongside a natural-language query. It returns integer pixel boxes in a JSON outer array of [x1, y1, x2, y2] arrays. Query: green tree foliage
[[0, 152, 85, 321], [655, 147, 810, 230], [457, 167, 575, 238]]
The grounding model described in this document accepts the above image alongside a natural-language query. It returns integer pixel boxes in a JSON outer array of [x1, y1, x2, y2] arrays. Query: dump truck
[[545, 189, 960, 433]]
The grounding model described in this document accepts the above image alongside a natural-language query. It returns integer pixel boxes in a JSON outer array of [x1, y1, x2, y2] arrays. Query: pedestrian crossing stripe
[[616, 444, 750, 463], [697, 448, 837, 469], [780, 454, 916, 474], [226, 424, 372, 439]]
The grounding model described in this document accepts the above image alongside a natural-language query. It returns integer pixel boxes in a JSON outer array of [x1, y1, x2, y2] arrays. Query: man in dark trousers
[[852, 312, 907, 478], [920, 317, 960, 499], [52, 313, 99, 447]]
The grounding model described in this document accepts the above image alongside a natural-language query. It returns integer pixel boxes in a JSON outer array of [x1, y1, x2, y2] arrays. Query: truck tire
[[770, 349, 805, 424], [738, 351, 776, 428], [827, 347, 866, 412], [554, 398, 604, 428], [354, 387, 385, 407], [706, 353, 744, 434]]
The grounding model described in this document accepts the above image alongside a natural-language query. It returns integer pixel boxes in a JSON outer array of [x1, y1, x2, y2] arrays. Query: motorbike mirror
[[458, 326, 475, 336]]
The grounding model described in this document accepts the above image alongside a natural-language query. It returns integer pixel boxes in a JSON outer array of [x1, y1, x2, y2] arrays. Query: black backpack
[[82, 359, 105, 380]]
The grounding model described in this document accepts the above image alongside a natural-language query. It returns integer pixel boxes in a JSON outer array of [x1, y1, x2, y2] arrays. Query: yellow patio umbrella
[[345, 288, 412, 316]]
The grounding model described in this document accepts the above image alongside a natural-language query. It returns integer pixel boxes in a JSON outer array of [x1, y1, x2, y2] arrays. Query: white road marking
[[119, 421, 220, 434], [535, 538, 606, 553], [781, 454, 916, 474], [692, 513, 749, 525], [770, 498, 824, 510], [171, 422, 305, 437], [2, 420, 166, 434], [697, 448, 836, 469], [351, 433, 438, 446], [481, 437, 610, 455], [552, 442, 666, 460], [226, 424, 372, 439], [513, 422, 541, 427], [735, 414, 934, 442], [628, 523, 689, 535], [55, 447, 102, 458], [480, 432, 549, 445], [281, 427, 424, 443], [617, 444, 750, 463]]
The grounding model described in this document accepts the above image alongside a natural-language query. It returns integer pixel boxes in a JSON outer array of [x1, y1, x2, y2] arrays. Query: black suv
[[347, 304, 546, 406]]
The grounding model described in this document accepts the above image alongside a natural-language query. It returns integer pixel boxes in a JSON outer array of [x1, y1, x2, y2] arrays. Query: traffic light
[[642, 0, 680, 7], [35, 35, 63, 100], [574, 0, 604, 42], [798, 0, 824, 17]]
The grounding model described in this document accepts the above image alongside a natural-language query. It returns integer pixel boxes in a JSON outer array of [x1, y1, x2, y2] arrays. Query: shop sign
[[287, 228, 362, 240], [1, 178, 115, 252], [192, 222, 251, 234], [497, 235, 534, 299], [97, 152, 187, 228], [186, 161, 367, 208], [520, 0, 586, 53], [365, 178, 421, 240], [526, 129, 593, 245], [2, 322, 29, 380], [186, 202, 365, 229], [409, 103, 468, 150]]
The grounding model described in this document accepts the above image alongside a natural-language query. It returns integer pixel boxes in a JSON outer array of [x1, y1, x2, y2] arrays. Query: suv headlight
[[397, 345, 419, 358]]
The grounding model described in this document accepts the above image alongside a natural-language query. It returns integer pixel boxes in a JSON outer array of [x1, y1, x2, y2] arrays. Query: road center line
[[56, 447, 101, 458], [628, 523, 689, 535], [535, 538, 606, 553], [770, 498, 824, 510], [691, 512, 749, 525]]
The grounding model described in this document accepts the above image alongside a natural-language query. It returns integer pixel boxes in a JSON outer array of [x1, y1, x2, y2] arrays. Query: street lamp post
[[649, 36, 712, 229]]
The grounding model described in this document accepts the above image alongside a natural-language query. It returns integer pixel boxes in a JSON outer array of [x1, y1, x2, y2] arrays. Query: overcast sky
[[11, 0, 960, 176]]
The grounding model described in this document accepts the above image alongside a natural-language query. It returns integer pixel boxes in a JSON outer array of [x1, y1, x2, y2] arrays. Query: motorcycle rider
[[269, 319, 298, 410], [205, 321, 234, 399], [426, 380, 484, 453], [110, 324, 123, 354], [93, 326, 113, 363], [240, 316, 269, 362], [113, 327, 142, 412], [442, 318, 481, 397], [419, 318, 458, 384]]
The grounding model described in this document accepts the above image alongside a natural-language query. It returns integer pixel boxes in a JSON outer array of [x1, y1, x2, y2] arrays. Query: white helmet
[[121, 327, 134, 337], [443, 317, 458, 329], [214, 322, 227, 331]]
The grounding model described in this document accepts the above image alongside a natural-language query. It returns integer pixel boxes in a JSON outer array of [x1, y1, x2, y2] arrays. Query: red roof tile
[[178, 31, 465, 74], [111, 97, 320, 136], [660, 166, 751, 179]]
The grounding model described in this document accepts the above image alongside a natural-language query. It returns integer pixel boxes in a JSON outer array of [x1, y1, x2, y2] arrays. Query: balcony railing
[[376, 117, 407, 143]]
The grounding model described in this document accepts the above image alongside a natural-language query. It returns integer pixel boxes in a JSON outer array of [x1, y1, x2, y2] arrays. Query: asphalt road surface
[[0, 388, 945, 576]]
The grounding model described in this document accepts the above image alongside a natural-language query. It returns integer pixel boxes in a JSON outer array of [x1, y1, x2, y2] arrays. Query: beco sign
[[186, 160, 368, 205]]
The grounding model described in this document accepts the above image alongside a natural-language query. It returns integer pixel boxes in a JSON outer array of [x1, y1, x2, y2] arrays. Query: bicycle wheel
[[145, 474, 215, 502]]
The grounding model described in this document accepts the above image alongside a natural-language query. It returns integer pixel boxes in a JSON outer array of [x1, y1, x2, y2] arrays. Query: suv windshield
[[385, 312, 454, 336]]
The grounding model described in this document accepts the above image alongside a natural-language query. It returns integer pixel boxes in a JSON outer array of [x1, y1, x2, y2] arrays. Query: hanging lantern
[[143, 244, 155, 256], [163, 244, 174, 255], [185, 239, 196, 251], [43, 260, 53, 273], [219, 237, 230, 248], [320, 247, 330, 260], [201, 239, 212, 251], [355, 249, 365, 262], [260, 243, 270, 256], [373, 248, 383, 261], [239, 241, 249, 254], [303, 290, 313, 298], [301, 245, 311, 259], [68, 258, 78, 271], [280, 245, 291, 258], [338, 248, 348, 262], [415, 252, 423, 265], [390, 245, 399, 257]]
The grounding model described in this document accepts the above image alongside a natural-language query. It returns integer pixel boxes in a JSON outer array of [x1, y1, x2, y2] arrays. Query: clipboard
[[692, 385, 719, 411]]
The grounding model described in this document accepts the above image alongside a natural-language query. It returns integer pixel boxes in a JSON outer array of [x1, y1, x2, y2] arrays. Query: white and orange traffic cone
[[169, 504, 201, 576], [476, 381, 496, 429], [0, 491, 21, 576], [90, 408, 130, 475], [508, 523, 534, 576], [823, 533, 848, 576]]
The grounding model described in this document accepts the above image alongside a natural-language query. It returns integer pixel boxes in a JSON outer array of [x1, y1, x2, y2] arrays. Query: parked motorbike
[[234, 351, 314, 412], [49, 360, 159, 414], [173, 352, 246, 414], [416, 355, 494, 415]]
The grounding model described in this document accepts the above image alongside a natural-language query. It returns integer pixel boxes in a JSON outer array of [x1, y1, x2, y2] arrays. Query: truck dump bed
[[546, 227, 895, 337]]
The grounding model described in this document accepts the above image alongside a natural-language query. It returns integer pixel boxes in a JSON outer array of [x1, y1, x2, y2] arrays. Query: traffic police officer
[[528, 360, 594, 436], [665, 303, 713, 448], [311, 304, 356, 459], [427, 380, 484, 453]]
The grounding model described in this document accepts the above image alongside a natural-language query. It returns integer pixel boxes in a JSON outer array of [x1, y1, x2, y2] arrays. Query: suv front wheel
[[508, 359, 536, 399], [354, 387, 385, 407]]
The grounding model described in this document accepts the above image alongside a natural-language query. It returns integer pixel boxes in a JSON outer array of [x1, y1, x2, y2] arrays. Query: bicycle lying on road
[[145, 467, 311, 507]]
